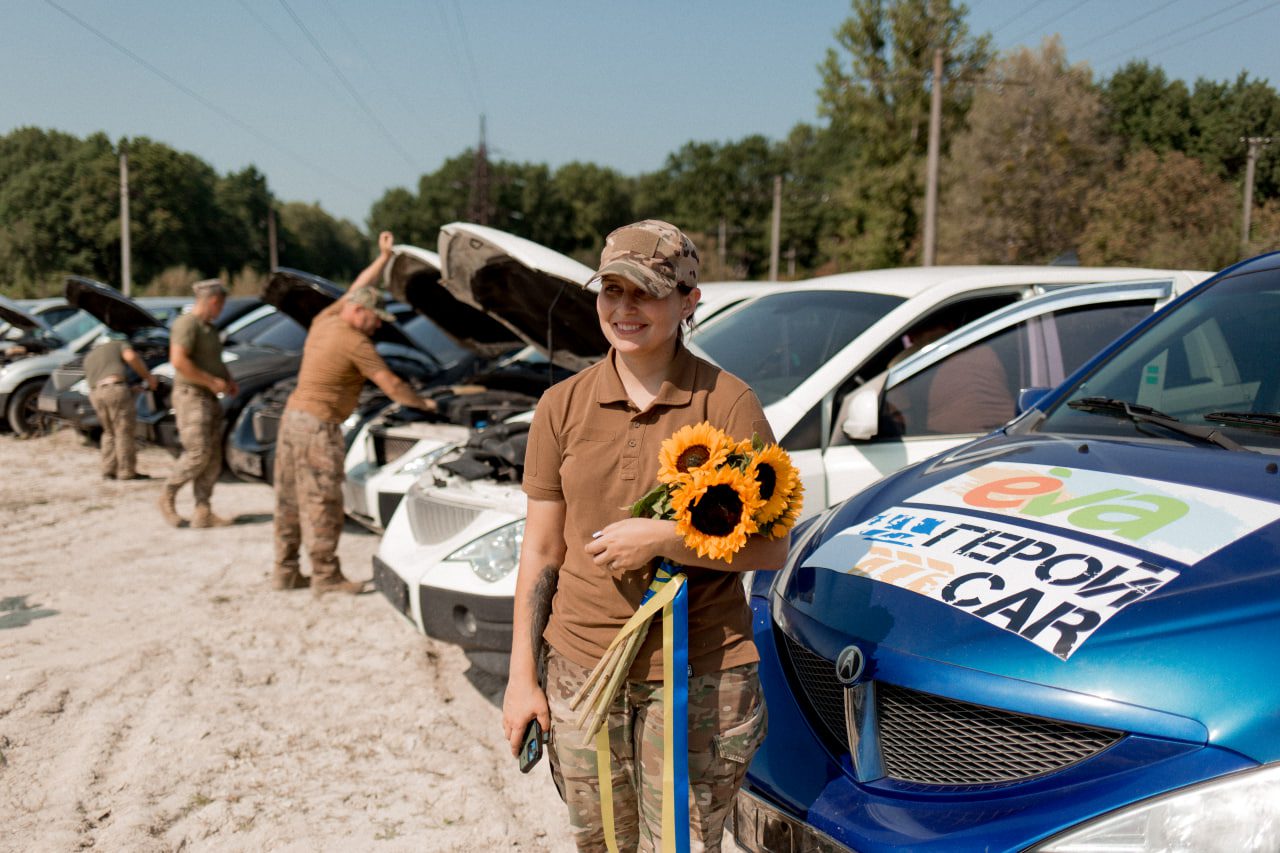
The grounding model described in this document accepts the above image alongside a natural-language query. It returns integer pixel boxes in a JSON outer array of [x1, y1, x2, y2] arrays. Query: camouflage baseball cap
[[347, 287, 395, 322], [594, 219, 699, 297]]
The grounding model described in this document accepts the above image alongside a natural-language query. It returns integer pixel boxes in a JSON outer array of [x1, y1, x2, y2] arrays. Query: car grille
[[408, 494, 482, 545], [373, 432, 416, 467], [776, 629, 1122, 787], [343, 479, 370, 520], [776, 630, 848, 752], [253, 409, 281, 445], [877, 683, 1121, 786]]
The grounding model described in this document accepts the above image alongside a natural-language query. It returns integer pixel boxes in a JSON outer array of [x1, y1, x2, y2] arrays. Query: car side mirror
[[840, 372, 889, 441], [1017, 386, 1052, 415]]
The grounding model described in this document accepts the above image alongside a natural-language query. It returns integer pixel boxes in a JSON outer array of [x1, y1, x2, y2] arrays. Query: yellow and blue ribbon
[[593, 561, 690, 853]]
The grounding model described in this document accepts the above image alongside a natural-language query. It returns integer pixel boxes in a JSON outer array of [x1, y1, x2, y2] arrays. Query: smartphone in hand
[[519, 719, 546, 774]]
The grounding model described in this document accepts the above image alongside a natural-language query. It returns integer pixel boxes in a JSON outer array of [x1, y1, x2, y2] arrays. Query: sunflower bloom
[[658, 422, 732, 485], [672, 466, 763, 563], [747, 444, 803, 528]]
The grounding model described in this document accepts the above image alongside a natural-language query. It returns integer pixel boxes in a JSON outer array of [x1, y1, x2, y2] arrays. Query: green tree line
[[4, 0, 1280, 298]]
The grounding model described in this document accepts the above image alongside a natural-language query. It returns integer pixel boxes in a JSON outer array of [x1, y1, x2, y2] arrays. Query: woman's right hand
[[502, 676, 551, 756]]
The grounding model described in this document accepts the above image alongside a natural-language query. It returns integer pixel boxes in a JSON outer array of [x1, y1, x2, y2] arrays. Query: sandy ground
[[0, 428, 576, 852]]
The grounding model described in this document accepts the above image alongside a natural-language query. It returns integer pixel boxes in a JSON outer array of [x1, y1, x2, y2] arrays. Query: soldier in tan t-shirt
[[271, 231, 438, 595], [502, 220, 789, 851]]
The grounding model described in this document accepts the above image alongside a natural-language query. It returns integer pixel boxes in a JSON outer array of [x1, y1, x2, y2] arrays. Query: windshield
[[51, 309, 99, 343], [399, 314, 471, 368], [1039, 266, 1280, 452], [228, 312, 307, 351], [691, 289, 904, 405]]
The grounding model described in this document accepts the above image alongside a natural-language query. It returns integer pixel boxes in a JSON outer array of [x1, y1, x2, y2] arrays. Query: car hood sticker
[[904, 462, 1280, 565], [802, 506, 1181, 660]]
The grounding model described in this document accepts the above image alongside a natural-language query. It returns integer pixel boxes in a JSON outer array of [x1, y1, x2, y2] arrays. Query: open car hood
[[437, 223, 607, 371], [385, 244, 524, 359], [64, 276, 162, 336], [263, 268, 414, 349], [0, 296, 49, 333]]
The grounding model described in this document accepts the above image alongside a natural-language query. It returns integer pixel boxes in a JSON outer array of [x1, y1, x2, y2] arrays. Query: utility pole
[[1240, 136, 1272, 257], [718, 218, 727, 274], [267, 205, 279, 271], [768, 175, 782, 281], [922, 48, 943, 267], [467, 115, 491, 225], [119, 142, 132, 296]]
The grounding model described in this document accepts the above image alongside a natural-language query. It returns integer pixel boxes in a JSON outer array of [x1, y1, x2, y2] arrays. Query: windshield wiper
[[1067, 396, 1245, 451], [1204, 411, 1280, 434]]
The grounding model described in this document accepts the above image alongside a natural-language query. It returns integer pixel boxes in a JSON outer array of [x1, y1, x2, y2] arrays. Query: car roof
[[784, 265, 1211, 299]]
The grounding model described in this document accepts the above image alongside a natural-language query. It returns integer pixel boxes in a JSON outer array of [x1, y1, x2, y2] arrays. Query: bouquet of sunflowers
[[572, 422, 802, 735], [631, 421, 804, 562]]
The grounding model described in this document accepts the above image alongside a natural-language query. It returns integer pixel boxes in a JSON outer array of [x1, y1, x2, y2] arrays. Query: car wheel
[[7, 380, 50, 436]]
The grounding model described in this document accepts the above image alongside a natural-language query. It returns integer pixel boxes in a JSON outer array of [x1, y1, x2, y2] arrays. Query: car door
[[821, 285, 1170, 506]]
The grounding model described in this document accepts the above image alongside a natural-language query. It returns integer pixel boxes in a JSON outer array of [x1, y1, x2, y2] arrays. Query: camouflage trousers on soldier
[[273, 409, 346, 584], [545, 650, 767, 853], [167, 384, 223, 503], [89, 382, 137, 478]]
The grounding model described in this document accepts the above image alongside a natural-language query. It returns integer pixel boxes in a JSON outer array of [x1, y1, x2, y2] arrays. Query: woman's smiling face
[[596, 275, 699, 357]]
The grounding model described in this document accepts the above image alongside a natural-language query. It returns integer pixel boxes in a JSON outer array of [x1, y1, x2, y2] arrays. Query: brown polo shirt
[[523, 344, 773, 681], [286, 301, 390, 423]]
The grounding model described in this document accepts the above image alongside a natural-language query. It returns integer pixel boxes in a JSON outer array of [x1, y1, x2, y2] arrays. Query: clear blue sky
[[5, 0, 1279, 226]]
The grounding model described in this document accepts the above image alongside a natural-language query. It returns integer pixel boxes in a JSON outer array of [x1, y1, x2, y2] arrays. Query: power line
[[1145, 0, 1280, 60], [314, 0, 426, 121], [1007, 0, 1095, 45], [274, 0, 420, 170], [1093, 0, 1258, 66], [450, 0, 487, 115], [431, 1, 481, 116], [40, 0, 363, 194], [232, 0, 329, 87], [990, 0, 1051, 36], [1073, 0, 1187, 53]]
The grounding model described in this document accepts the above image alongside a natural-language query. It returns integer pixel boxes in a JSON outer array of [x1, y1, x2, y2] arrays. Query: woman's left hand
[[585, 518, 675, 576]]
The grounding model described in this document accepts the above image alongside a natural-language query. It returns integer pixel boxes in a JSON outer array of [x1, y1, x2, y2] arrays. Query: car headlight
[[447, 519, 525, 583], [70, 379, 89, 394], [395, 445, 451, 478], [1033, 763, 1280, 852]]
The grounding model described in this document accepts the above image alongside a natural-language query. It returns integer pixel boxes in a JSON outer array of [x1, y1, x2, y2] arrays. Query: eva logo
[[960, 467, 1187, 542], [907, 462, 1280, 565]]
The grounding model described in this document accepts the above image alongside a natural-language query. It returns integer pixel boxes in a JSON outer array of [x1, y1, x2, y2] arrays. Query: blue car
[[738, 252, 1280, 853]]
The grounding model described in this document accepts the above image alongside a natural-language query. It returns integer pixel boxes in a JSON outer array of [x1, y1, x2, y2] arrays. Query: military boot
[[271, 569, 311, 591], [191, 504, 234, 528], [158, 486, 185, 527], [311, 576, 369, 597]]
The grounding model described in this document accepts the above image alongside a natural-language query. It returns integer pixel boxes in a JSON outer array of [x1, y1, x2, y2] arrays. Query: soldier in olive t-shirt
[[84, 336, 157, 480], [160, 280, 238, 529]]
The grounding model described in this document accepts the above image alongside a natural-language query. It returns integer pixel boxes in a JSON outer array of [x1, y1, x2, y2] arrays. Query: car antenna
[[545, 279, 569, 388]]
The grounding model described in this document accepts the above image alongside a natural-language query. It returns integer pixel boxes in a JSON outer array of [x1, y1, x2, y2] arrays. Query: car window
[[399, 314, 471, 368], [880, 322, 1027, 438], [1041, 268, 1280, 451], [1049, 300, 1153, 378], [233, 313, 308, 351], [51, 310, 98, 342], [691, 290, 905, 406]]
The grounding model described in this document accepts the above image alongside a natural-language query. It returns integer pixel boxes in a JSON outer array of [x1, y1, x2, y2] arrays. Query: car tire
[[7, 379, 49, 436]]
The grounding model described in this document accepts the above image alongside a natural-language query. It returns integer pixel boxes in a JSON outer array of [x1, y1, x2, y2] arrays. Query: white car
[[0, 281, 189, 435], [374, 264, 1208, 674]]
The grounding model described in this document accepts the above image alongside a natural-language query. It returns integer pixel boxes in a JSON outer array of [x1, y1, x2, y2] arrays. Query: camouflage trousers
[[89, 382, 137, 478], [545, 649, 767, 853], [166, 384, 223, 504], [273, 409, 346, 583]]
